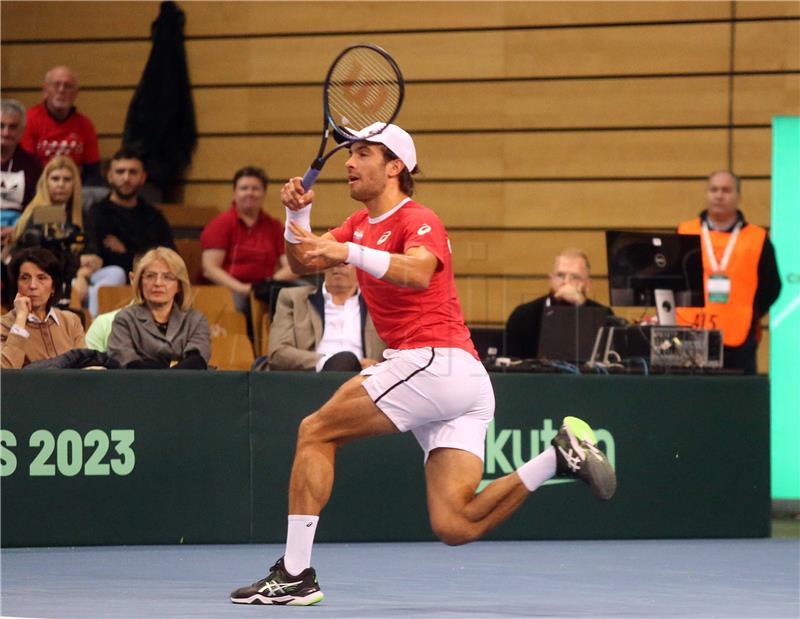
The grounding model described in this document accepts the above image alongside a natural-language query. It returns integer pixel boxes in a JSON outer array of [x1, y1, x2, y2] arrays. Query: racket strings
[[327, 49, 401, 132]]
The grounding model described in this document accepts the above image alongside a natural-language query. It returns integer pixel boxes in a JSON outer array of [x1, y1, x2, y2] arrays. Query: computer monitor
[[606, 230, 704, 307]]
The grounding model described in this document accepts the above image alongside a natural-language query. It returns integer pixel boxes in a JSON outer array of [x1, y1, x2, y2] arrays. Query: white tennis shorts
[[361, 347, 495, 461]]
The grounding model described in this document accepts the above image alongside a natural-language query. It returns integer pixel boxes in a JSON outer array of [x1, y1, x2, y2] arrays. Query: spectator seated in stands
[[505, 248, 613, 359], [2, 99, 44, 308], [1, 247, 85, 368], [13, 156, 126, 314], [13, 155, 84, 242], [82, 148, 174, 316], [1, 99, 43, 235], [200, 166, 297, 315], [267, 263, 385, 371], [20, 65, 102, 187], [108, 247, 210, 370]]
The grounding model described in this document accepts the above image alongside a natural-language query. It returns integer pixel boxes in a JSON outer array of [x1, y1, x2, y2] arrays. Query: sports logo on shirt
[[417, 224, 432, 235], [377, 231, 392, 245], [353, 229, 364, 241]]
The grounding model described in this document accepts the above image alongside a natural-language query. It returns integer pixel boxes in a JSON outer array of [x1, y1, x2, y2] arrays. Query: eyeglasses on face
[[552, 272, 587, 283], [142, 271, 178, 284]]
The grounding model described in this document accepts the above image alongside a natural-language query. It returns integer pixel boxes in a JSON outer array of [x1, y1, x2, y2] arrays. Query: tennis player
[[230, 124, 616, 606]]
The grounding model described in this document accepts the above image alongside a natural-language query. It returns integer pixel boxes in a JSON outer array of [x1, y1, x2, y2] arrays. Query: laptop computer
[[537, 305, 610, 363]]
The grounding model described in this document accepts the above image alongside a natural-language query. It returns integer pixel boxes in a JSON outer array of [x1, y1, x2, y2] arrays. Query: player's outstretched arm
[[290, 223, 436, 289], [286, 226, 344, 274]]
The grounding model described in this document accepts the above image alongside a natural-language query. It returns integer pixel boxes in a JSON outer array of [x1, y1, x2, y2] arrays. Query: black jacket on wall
[[123, 1, 197, 189]]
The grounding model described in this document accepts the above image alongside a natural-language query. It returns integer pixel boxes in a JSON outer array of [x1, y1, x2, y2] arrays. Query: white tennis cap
[[348, 123, 417, 172]]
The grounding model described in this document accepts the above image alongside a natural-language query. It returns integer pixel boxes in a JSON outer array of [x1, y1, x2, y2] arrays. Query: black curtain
[[123, 1, 197, 191]]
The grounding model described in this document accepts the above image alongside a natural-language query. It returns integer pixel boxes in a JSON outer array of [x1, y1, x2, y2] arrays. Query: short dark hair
[[233, 166, 268, 190], [381, 147, 418, 197], [10, 247, 63, 311], [111, 147, 144, 163]]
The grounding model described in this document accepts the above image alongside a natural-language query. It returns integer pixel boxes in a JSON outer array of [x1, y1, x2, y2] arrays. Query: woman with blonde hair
[[107, 247, 210, 369], [12, 155, 127, 315], [13, 155, 83, 239]]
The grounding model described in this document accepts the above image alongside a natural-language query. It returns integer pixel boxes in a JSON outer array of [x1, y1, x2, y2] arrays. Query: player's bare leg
[[424, 448, 530, 546], [288, 375, 399, 515], [231, 375, 397, 606], [424, 416, 617, 546]]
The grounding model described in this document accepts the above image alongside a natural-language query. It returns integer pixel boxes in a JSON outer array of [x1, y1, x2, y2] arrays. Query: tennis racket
[[301, 43, 404, 190]]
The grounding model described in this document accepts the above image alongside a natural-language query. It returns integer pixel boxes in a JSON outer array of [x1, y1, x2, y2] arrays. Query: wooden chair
[[209, 332, 254, 371], [174, 238, 204, 284], [190, 285, 237, 325], [193, 288, 252, 370], [97, 285, 134, 315], [249, 293, 270, 356]]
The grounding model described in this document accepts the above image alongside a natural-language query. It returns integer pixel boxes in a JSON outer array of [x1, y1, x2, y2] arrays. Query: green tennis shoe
[[552, 416, 617, 500]]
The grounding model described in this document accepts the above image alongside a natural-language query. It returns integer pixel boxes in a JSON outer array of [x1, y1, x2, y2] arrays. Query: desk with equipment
[[494, 230, 723, 373]]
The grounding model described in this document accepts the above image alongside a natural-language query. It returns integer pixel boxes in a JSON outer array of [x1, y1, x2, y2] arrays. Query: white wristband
[[346, 242, 391, 279], [284, 205, 312, 244]]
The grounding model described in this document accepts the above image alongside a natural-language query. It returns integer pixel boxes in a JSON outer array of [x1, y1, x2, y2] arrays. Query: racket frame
[[302, 43, 405, 189]]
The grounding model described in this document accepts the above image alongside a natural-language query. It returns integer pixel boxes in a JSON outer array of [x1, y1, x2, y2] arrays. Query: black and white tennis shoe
[[230, 557, 324, 606]]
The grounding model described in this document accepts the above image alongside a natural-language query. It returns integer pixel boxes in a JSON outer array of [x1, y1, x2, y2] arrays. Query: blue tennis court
[[2, 539, 798, 618]]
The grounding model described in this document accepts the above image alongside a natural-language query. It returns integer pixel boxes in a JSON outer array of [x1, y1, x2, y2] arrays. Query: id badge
[[708, 273, 731, 304]]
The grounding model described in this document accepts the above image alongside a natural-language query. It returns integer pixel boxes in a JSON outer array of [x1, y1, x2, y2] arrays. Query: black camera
[[16, 223, 85, 307]]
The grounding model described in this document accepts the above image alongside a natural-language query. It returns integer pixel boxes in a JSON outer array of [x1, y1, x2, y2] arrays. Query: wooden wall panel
[[0, 2, 157, 40], [402, 77, 730, 130], [732, 128, 772, 175], [733, 74, 800, 124], [735, 1, 800, 19], [0, 1, 731, 42], [181, 179, 772, 229], [8, 75, 733, 137], [1, 41, 150, 88], [503, 1, 730, 24], [2, 22, 733, 89], [734, 20, 800, 72], [448, 230, 606, 276], [154, 130, 730, 184]]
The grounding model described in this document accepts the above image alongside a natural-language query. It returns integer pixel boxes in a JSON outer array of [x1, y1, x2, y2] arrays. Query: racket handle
[[301, 167, 320, 190]]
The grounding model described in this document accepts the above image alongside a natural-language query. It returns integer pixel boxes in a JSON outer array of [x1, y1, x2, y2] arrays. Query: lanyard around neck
[[701, 221, 742, 273]]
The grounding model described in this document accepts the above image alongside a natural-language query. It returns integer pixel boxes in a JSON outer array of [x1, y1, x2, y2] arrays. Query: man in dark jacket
[[81, 148, 175, 315], [505, 248, 613, 359]]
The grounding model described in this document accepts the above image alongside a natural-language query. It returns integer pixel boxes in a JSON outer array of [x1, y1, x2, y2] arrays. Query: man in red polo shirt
[[200, 166, 296, 313], [20, 65, 101, 185]]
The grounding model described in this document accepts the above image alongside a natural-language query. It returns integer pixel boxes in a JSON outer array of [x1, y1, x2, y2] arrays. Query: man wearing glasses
[[20, 65, 102, 185], [505, 248, 613, 359]]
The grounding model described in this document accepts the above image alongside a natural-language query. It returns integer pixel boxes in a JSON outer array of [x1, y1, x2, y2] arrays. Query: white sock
[[516, 447, 557, 492], [284, 515, 319, 576]]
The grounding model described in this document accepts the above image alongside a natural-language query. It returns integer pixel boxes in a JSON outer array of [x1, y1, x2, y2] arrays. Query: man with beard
[[81, 148, 175, 315]]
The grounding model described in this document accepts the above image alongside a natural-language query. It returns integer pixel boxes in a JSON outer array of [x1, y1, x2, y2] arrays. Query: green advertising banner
[[1, 371, 770, 547], [770, 116, 800, 501]]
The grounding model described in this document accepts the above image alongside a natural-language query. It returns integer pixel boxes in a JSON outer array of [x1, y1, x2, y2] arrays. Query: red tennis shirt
[[200, 204, 285, 283], [330, 199, 477, 358]]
